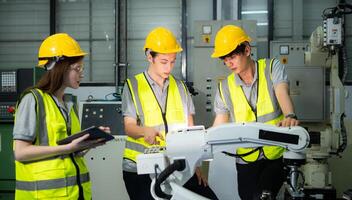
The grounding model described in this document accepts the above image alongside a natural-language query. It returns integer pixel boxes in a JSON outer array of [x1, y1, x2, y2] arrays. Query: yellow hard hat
[[143, 27, 183, 54], [211, 25, 251, 58], [37, 33, 87, 67]]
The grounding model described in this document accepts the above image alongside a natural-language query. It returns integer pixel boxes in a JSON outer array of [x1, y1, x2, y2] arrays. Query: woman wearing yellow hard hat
[[212, 25, 299, 200], [13, 33, 109, 200], [121, 27, 218, 200]]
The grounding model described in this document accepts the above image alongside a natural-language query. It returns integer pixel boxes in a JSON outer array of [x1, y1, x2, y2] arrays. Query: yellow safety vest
[[219, 59, 285, 162], [123, 73, 188, 162], [14, 89, 91, 200]]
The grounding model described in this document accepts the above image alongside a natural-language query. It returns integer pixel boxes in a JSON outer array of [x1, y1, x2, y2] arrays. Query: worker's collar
[[234, 61, 257, 86], [50, 94, 73, 113], [144, 70, 170, 88]]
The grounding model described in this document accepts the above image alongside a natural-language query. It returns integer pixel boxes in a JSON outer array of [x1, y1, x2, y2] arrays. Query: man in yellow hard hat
[[211, 25, 299, 199], [13, 33, 108, 200], [121, 27, 218, 200]]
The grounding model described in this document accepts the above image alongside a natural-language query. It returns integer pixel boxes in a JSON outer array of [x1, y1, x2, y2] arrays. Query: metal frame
[[181, 0, 188, 81], [268, 0, 273, 55], [50, 0, 56, 35]]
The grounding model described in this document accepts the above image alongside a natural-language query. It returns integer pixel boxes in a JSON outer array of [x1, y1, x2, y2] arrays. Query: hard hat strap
[[145, 48, 152, 56], [38, 56, 65, 62], [44, 60, 56, 71], [39, 56, 66, 71]]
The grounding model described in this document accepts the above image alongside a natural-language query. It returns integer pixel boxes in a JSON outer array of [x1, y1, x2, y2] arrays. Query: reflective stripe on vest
[[124, 73, 188, 162], [16, 173, 90, 191], [14, 89, 91, 200], [219, 59, 284, 162]]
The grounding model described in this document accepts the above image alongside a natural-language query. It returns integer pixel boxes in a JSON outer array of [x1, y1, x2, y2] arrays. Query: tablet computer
[[57, 126, 115, 145]]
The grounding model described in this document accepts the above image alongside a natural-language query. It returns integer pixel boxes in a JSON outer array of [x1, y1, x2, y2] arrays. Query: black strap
[[221, 147, 262, 158]]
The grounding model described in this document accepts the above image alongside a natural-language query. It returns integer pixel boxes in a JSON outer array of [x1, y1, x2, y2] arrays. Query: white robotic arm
[[137, 123, 310, 200]]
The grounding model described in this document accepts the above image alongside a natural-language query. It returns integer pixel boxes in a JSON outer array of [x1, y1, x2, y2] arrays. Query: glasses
[[220, 43, 248, 61], [222, 53, 239, 63], [70, 63, 84, 73]]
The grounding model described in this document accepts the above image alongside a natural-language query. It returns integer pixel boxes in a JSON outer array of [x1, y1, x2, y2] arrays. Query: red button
[[7, 106, 15, 114]]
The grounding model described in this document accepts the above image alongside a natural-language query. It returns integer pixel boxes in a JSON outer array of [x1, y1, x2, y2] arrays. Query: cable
[[341, 47, 349, 83], [322, 1, 352, 18], [154, 159, 186, 200], [337, 114, 348, 154], [222, 147, 262, 158], [105, 92, 120, 101], [154, 164, 160, 178]]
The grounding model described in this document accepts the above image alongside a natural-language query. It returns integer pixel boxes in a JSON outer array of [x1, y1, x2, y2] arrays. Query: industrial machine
[[192, 20, 257, 128], [269, 1, 352, 198], [79, 101, 129, 200], [79, 100, 124, 135], [136, 123, 310, 200], [270, 40, 333, 197], [270, 41, 325, 122], [0, 68, 33, 199], [0, 68, 33, 122], [301, 15, 346, 198], [0, 124, 16, 200]]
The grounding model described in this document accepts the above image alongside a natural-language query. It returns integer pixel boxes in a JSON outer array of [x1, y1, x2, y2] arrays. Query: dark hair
[[145, 49, 158, 58], [219, 42, 248, 60], [35, 56, 84, 94]]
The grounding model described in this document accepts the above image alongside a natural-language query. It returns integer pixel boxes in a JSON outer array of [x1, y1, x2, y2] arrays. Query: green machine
[[0, 67, 77, 199], [0, 68, 35, 199], [0, 124, 15, 200]]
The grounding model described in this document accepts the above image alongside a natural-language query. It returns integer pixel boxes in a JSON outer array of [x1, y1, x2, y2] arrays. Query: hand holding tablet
[[57, 126, 114, 145]]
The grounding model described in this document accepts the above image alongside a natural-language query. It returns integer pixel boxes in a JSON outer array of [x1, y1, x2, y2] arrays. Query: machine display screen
[[81, 102, 125, 135], [1, 71, 16, 92], [259, 129, 299, 144], [279, 45, 289, 55]]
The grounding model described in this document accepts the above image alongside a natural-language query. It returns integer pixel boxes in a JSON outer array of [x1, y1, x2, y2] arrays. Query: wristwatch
[[285, 113, 297, 120]]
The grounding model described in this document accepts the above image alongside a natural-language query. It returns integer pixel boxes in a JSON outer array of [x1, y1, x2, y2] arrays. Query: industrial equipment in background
[[79, 101, 124, 135], [191, 20, 257, 128], [270, 41, 326, 122], [136, 123, 310, 200], [0, 68, 33, 199], [270, 39, 337, 199], [270, 1, 352, 199], [79, 101, 129, 200], [0, 68, 33, 122]]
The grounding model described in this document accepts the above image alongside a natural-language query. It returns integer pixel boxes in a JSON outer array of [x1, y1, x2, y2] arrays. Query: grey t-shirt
[[121, 71, 195, 172], [214, 58, 288, 114], [122, 71, 195, 119], [13, 92, 73, 142], [213, 59, 288, 164]]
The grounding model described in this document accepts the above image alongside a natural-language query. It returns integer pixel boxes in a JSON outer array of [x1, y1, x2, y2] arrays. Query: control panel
[[194, 20, 257, 47], [270, 41, 325, 122], [270, 41, 310, 67], [0, 103, 16, 122], [323, 17, 342, 46], [0, 69, 33, 122]]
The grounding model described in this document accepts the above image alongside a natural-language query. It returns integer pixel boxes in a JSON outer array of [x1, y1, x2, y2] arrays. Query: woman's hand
[[99, 126, 111, 133], [66, 134, 105, 153]]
